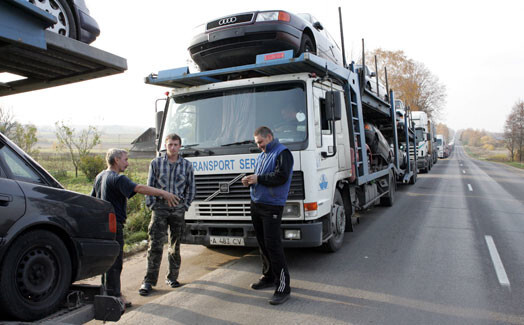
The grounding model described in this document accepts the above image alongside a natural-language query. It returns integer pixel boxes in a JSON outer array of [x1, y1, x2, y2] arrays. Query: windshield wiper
[[181, 146, 214, 156], [221, 140, 255, 147], [182, 143, 199, 149]]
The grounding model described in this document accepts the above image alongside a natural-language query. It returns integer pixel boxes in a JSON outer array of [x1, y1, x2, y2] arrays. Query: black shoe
[[120, 295, 132, 308], [250, 278, 274, 290], [269, 292, 290, 305], [139, 283, 152, 296], [166, 279, 181, 288]]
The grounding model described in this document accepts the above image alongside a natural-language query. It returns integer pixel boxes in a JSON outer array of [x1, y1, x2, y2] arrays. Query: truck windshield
[[415, 129, 425, 144], [436, 139, 443, 146], [162, 83, 307, 150]]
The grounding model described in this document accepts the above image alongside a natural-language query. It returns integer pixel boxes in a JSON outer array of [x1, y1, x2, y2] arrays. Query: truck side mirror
[[155, 110, 164, 139], [325, 91, 342, 121]]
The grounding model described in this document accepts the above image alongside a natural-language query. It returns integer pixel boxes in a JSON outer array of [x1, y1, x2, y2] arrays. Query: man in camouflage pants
[[139, 133, 195, 296]]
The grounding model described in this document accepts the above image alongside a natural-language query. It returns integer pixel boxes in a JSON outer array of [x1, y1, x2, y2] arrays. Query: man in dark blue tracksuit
[[242, 126, 293, 305]]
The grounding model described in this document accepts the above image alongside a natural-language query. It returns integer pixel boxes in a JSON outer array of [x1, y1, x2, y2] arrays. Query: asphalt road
[[114, 144, 524, 324]]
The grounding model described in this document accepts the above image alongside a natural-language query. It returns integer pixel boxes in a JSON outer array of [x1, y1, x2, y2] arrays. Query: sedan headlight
[[192, 23, 206, 35], [256, 11, 290, 22]]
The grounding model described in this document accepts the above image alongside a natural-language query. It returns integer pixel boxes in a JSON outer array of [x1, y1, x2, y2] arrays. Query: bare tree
[[0, 106, 18, 136], [369, 49, 446, 120], [55, 121, 101, 177], [503, 100, 524, 162]]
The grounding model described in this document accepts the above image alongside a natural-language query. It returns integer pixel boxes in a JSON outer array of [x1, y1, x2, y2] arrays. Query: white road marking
[[485, 235, 510, 287], [467, 184, 473, 191]]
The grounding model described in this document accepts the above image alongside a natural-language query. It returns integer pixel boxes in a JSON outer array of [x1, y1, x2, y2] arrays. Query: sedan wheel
[[0, 230, 72, 321], [28, 0, 77, 39], [298, 34, 316, 56]]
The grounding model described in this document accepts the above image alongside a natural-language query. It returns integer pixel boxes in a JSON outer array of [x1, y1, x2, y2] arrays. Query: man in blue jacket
[[242, 126, 293, 305]]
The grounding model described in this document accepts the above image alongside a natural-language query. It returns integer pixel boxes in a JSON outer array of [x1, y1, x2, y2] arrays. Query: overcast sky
[[2, 0, 523, 133]]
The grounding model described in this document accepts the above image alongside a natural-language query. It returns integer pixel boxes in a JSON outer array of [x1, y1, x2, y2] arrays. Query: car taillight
[[109, 213, 117, 233], [256, 11, 290, 22]]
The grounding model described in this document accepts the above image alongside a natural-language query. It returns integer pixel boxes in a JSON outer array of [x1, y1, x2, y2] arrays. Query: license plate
[[209, 236, 245, 246]]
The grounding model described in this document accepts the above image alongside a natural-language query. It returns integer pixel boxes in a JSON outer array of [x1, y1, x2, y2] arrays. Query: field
[[463, 145, 524, 169]]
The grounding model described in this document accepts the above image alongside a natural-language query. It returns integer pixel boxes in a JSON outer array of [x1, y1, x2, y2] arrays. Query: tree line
[[1, 106, 102, 179], [504, 100, 524, 162]]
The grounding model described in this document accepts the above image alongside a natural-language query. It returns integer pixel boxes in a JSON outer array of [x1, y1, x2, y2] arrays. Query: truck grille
[[196, 203, 250, 217], [194, 171, 305, 201]]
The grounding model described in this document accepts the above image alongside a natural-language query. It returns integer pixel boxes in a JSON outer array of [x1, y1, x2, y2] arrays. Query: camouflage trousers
[[143, 206, 185, 286]]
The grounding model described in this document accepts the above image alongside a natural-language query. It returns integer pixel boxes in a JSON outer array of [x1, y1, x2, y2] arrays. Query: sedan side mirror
[[313, 21, 324, 30]]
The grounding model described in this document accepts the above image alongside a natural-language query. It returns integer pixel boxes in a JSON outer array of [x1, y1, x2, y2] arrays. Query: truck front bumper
[[417, 158, 429, 169], [183, 221, 323, 248]]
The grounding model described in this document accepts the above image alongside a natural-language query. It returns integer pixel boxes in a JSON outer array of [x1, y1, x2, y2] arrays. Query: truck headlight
[[283, 203, 299, 217]]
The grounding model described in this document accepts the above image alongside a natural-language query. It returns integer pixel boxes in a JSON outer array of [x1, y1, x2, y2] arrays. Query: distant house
[[129, 127, 156, 158]]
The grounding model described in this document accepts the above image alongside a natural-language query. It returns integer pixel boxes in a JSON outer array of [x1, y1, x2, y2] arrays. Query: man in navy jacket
[[242, 126, 293, 305]]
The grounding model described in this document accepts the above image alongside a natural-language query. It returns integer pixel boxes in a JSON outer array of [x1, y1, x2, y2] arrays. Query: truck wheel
[[28, 0, 77, 39], [409, 167, 417, 185], [0, 230, 72, 321], [323, 190, 345, 252], [380, 170, 395, 206]]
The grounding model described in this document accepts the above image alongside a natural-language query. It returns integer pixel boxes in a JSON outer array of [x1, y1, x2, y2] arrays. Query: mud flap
[[94, 295, 124, 322]]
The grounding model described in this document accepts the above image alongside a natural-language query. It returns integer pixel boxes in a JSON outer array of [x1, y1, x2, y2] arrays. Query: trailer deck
[[0, 0, 127, 97]]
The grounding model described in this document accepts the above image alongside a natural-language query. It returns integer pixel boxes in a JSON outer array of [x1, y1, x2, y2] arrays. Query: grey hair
[[254, 126, 273, 138], [106, 148, 127, 166]]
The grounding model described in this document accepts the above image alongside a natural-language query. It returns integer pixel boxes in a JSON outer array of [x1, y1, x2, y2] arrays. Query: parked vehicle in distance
[[355, 64, 388, 101], [0, 132, 119, 321], [27, 0, 100, 43], [188, 10, 343, 71], [436, 134, 447, 158]]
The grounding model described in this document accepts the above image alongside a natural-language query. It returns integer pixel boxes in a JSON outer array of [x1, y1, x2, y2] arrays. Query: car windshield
[[436, 139, 443, 146], [161, 83, 307, 150]]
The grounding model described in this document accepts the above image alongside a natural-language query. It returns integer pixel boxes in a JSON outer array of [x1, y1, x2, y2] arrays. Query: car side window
[[0, 143, 44, 184]]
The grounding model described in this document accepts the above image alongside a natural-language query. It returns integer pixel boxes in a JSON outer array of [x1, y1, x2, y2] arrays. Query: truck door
[[313, 86, 339, 216]]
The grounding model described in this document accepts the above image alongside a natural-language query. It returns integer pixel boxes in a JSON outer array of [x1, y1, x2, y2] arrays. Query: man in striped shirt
[[139, 133, 195, 296]]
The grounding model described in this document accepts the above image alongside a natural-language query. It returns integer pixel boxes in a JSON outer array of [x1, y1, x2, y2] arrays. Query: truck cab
[[436, 134, 447, 158], [147, 50, 402, 252], [411, 111, 432, 173]]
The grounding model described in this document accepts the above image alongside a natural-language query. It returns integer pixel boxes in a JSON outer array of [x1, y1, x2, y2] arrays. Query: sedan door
[[0, 145, 26, 236]]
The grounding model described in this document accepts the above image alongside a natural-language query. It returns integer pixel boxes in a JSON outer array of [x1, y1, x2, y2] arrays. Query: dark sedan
[[188, 10, 343, 71], [27, 0, 100, 43], [0, 132, 119, 321]]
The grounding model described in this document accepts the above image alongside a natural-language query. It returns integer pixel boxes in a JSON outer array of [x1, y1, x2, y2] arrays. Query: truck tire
[[380, 170, 395, 207], [323, 190, 345, 252], [409, 166, 417, 185], [0, 230, 72, 321]]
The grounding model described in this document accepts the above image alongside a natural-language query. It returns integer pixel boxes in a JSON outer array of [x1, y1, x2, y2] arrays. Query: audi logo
[[219, 17, 237, 25]]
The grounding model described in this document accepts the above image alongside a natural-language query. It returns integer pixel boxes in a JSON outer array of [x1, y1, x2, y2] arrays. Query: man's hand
[[242, 174, 258, 186], [162, 191, 180, 207]]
